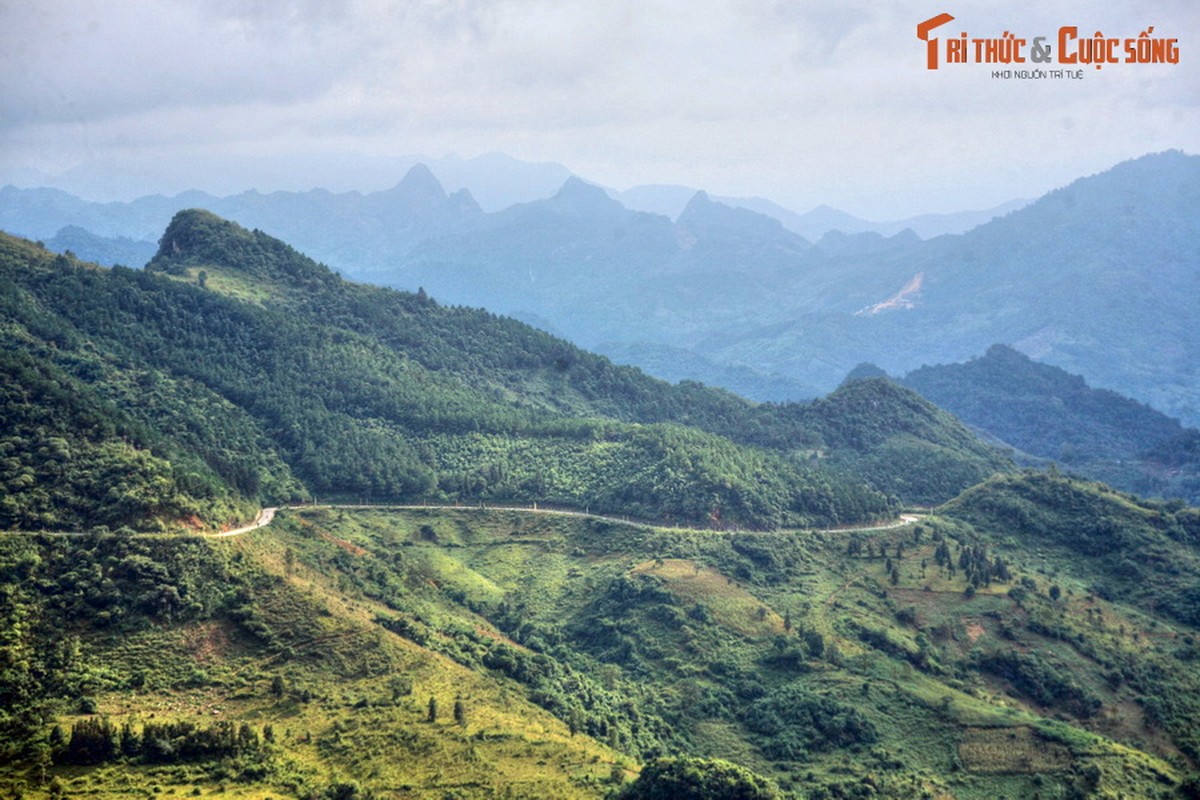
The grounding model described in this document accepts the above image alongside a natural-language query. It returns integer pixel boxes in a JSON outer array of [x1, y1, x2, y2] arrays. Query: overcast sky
[[1, 0, 1196, 218]]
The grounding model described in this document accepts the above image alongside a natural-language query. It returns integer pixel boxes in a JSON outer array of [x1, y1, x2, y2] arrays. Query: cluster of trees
[[740, 684, 879, 760], [929, 540, 1011, 587], [53, 716, 271, 765], [973, 650, 1102, 719], [616, 756, 782, 799], [481, 642, 676, 756], [0, 348, 206, 531]]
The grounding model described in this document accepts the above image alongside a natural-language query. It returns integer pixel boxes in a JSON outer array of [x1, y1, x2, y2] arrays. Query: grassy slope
[[4, 496, 1194, 799], [0, 522, 631, 799]]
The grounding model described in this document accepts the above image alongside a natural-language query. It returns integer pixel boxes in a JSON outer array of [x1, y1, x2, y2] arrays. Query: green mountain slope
[[901, 344, 1200, 504], [793, 377, 1012, 506], [941, 470, 1200, 629], [2, 211, 1008, 532], [3, 196, 1199, 800]]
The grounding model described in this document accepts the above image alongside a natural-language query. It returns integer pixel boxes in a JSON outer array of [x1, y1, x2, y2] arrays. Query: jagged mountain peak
[[677, 190, 793, 240], [543, 176, 626, 217], [447, 187, 482, 214], [387, 163, 448, 202]]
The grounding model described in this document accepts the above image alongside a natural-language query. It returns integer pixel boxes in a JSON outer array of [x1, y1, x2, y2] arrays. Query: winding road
[[211, 503, 919, 538]]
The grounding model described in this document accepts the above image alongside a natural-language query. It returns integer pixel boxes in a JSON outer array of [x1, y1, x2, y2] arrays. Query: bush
[[740, 684, 878, 759], [617, 756, 781, 799]]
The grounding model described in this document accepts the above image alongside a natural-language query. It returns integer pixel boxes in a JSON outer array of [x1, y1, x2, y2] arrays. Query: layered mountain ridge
[[2, 151, 1196, 426]]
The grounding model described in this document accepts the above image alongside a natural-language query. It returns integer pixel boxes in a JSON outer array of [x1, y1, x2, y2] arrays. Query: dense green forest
[[1, 212, 1007, 532]]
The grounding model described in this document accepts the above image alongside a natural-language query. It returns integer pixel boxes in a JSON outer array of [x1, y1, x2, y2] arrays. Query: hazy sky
[[2, 0, 1196, 218]]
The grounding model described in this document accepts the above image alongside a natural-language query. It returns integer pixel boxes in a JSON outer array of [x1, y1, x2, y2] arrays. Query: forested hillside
[[902, 344, 1200, 504], [1, 211, 1008, 533]]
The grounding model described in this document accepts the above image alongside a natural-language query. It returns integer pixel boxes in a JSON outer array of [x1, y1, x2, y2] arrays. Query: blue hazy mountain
[[610, 184, 1028, 239]]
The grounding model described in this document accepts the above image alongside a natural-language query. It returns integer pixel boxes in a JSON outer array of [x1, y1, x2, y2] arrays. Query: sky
[[1, 0, 1197, 219]]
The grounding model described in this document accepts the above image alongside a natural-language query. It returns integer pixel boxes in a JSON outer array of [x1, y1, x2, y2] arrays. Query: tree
[[427, 696, 438, 723], [271, 674, 285, 698], [453, 696, 467, 727], [64, 717, 118, 764], [803, 630, 825, 659]]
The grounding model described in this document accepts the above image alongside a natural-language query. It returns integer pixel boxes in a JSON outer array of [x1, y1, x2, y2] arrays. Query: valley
[[5, 3, 1197, 797]]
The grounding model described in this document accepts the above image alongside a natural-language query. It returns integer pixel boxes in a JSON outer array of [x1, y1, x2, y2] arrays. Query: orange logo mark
[[918, 13, 956, 69]]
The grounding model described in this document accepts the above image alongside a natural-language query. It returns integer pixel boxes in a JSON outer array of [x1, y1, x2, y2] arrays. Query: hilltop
[[901, 344, 1200, 504]]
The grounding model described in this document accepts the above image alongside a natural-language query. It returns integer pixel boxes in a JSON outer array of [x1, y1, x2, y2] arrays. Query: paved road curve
[[211, 506, 277, 537]]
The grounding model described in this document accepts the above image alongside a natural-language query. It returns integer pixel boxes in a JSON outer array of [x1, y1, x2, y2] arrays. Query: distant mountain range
[[610, 185, 1030, 240], [3, 149, 1022, 241], [2, 151, 1195, 428], [2, 151, 575, 213]]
